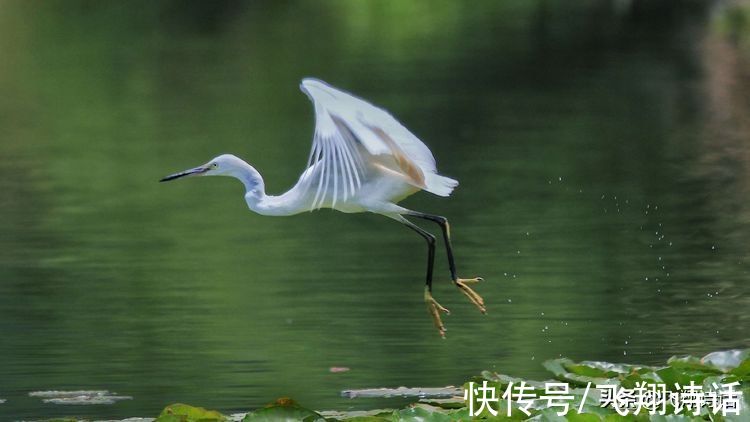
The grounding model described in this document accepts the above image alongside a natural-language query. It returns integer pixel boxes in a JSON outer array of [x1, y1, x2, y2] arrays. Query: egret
[[160, 78, 485, 337]]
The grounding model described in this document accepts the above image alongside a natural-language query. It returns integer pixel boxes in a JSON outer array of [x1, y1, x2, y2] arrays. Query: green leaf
[[394, 406, 453, 421], [242, 398, 324, 422], [654, 367, 708, 390], [156, 403, 227, 422], [543, 358, 617, 387], [569, 361, 656, 378], [481, 371, 550, 391]]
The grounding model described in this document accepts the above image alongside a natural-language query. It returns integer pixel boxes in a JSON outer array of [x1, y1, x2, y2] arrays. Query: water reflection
[[0, 1, 748, 419]]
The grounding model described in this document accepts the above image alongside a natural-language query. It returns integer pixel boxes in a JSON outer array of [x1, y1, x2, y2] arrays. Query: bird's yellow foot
[[455, 277, 486, 314], [424, 287, 450, 338]]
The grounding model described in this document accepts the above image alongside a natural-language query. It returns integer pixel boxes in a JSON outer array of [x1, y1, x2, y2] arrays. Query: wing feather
[[300, 78, 450, 210]]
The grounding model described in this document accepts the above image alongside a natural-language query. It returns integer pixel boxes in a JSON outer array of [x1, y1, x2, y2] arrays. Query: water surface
[[1, 1, 749, 419]]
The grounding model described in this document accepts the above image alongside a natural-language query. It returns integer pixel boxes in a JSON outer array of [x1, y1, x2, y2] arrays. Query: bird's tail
[[424, 173, 459, 197]]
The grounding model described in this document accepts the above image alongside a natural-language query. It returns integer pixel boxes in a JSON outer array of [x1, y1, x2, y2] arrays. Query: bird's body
[[239, 151, 418, 216], [235, 79, 458, 217], [161, 78, 485, 336]]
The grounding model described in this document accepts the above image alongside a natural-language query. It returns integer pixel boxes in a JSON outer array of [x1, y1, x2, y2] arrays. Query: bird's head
[[160, 154, 248, 182]]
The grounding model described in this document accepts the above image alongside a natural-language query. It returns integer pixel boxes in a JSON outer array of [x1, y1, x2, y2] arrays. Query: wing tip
[[300, 77, 329, 92]]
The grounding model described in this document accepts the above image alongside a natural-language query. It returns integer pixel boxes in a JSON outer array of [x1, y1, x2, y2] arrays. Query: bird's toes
[[457, 277, 483, 285]]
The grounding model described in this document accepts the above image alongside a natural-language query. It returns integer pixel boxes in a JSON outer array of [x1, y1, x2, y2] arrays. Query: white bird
[[160, 78, 485, 337]]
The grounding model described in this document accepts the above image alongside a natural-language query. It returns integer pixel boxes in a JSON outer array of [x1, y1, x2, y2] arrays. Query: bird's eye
[[211, 163, 219, 169]]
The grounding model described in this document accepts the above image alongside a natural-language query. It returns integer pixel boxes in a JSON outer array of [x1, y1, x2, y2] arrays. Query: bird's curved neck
[[233, 163, 265, 197], [238, 164, 306, 217]]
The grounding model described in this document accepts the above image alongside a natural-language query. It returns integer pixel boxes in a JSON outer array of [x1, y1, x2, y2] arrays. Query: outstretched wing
[[299, 78, 439, 209]]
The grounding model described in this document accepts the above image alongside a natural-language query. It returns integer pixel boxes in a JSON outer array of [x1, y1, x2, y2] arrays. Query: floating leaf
[[570, 361, 656, 377], [543, 359, 616, 387], [481, 371, 550, 391], [242, 397, 324, 422], [653, 367, 708, 390], [394, 405, 454, 421], [418, 397, 466, 409], [319, 408, 394, 420], [391, 404, 474, 421], [156, 403, 227, 422], [667, 355, 708, 371]]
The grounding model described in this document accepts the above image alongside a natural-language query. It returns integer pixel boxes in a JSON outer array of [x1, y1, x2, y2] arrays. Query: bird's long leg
[[399, 217, 450, 337], [407, 211, 486, 314]]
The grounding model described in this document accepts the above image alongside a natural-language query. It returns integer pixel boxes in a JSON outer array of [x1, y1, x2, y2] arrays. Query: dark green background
[[1, 0, 749, 419]]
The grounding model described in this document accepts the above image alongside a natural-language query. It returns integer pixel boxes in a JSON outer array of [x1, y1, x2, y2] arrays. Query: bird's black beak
[[159, 166, 209, 182]]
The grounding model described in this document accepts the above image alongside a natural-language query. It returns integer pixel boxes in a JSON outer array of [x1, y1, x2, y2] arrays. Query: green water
[[1, 1, 749, 419]]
